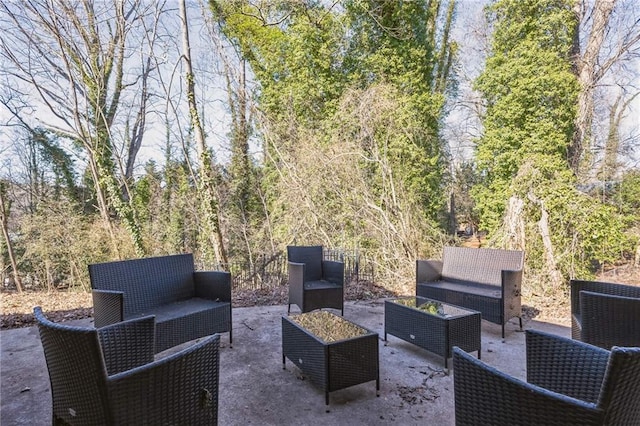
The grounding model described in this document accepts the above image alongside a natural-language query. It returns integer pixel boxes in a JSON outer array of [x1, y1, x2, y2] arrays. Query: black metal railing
[[324, 247, 374, 284]]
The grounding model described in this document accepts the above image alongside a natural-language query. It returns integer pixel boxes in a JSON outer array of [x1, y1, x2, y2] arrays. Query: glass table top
[[288, 310, 369, 343], [389, 296, 474, 318]]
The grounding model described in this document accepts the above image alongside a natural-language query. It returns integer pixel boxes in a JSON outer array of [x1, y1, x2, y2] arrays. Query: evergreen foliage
[[473, 0, 635, 282]]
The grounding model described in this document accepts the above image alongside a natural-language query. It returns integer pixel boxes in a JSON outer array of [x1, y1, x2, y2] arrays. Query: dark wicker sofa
[[571, 279, 640, 349], [89, 253, 231, 353], [453, 329, 640, 425], [416, 246, 524, 338]]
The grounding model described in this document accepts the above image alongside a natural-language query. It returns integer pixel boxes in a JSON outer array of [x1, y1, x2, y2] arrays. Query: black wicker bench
[[416, 247, 524, 338], [89, 253, 232, 353], [571, 279, 640, 349]]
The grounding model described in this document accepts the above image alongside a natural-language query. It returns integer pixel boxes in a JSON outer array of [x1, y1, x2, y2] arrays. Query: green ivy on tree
[[473, 0, 633, 283]]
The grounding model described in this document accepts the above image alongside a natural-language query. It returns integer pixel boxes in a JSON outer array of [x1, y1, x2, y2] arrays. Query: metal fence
[[225, 248, 375, 291], [223, 252, 288, 291], [324, 247, 375, 284]]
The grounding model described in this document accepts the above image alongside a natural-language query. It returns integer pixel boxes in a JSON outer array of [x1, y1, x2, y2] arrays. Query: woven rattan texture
[[417, 247, 523, 338], [34, 307, 220, 425], [89, 253, 232, 353], [384, 298, 481, 367], [281, 314, 379, 404], [287, 246, 344, 315], [453, 329, 640, 425], [570, 279, 640, 348], [442, 247, 523, 286]]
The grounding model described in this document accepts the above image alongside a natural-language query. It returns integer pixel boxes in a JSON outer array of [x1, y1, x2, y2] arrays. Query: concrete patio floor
[[1, 299, 570, 425]]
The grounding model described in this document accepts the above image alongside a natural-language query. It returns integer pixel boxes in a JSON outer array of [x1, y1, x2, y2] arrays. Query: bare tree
[[199, 0, 262, 265], [570, 0, 640, 177], [597, 89, 639, 183], [0, 0, 161, 256], [0, 181, 22, 293], [179, 0, 227, 265]]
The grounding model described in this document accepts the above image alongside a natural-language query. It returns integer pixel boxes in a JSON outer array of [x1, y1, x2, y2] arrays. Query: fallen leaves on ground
[[1, 291, 94, 329]]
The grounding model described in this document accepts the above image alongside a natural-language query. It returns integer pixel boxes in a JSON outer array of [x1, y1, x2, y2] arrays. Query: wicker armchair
[[453, 329, 640, 426], [571, 279, 640, 349], [34, 307, 220, 425], [287, 245, 344, 315]]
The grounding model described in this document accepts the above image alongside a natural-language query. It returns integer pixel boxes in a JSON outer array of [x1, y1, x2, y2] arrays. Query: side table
[[384, 296, 481, 369], [282, 310, 379, 405]]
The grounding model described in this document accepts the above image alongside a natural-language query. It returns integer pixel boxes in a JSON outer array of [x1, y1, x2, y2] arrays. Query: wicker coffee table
[[384, 296, 481, 369], [282, 311, 379, 405]]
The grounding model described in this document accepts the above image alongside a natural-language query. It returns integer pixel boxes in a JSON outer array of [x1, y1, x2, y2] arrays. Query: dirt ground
[[2, 264, 638, 330]]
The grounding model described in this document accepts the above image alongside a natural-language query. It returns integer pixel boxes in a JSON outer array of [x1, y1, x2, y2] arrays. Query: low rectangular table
[[384, 296, 481, 369], [282, 311, 379, 405]]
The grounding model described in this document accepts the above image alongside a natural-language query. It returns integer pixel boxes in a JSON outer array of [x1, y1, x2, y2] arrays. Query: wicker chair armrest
[[416, 259, 442, 283], [288, 261, 304, 308], [453, 347, 604, 425], [194, 271, 232, 302], [525, 329, 609, 403], [288, 261, 304, 285], [92, 289, 124, 328], [98, 315, 155, 375], [580, 291, 640, 348], [501, 268, 522, 288], [107, 334, 220, 424], [570, 280, 587, 318], [322, 260, 344, 285]]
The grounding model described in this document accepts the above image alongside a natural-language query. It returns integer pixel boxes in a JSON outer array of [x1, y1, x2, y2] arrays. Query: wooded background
[[1, 0, 638, 302]]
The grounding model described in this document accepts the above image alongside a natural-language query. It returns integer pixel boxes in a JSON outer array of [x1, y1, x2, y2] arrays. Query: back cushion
[[442, 247, 523, 287], [579, 280, 640, 299], [287, 246, 323, 281], [572, 280, 640, 316], [89, 254, 195, 315]]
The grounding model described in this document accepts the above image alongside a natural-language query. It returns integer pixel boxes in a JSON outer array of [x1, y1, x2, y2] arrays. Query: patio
[[1, 299, 569, 425]]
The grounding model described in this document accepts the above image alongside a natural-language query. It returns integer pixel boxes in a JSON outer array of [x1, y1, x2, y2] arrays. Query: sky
[[1, 0, 638, 183]]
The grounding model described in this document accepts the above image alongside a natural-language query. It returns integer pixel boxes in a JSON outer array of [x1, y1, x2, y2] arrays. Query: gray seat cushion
[[135, 298, 228, 323], [422, 280, 502, 299], [304, 280, 342, 290]]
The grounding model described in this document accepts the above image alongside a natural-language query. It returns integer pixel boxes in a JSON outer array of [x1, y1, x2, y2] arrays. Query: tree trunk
[[179, 0, 227, 265], [570, 0, 616, 176], [124, 56, 152, 181], [0, 183, 23, 293], [501, 196, 526, 251], [86, 154, 121, 257], [528, 193, 563, 290]]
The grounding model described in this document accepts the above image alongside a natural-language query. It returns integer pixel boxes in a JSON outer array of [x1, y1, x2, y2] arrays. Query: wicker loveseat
[[34, 307, 220, 425], [89, 253, 232, 353], [416, 246, 524, 338], [453, 329, 640, 425], [571, 279, 640, 349]]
